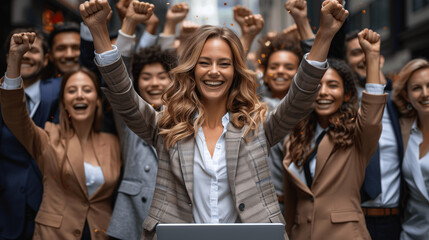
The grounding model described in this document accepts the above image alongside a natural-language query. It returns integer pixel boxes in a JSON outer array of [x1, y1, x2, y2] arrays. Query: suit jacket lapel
[[387, 95, 404, 160], [400, 116, 414, 151], [313, 136, 334, 188], [66, 134, 89, 197], [225, 123, 243, 196], [284, 159, 313, 196], [177, 135, 195, 203]]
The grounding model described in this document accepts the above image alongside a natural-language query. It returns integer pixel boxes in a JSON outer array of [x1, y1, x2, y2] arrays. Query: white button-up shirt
[[193, 113, 238, 223]]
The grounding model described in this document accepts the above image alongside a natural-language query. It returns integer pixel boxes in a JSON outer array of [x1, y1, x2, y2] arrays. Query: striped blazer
[[97, 56, 327, 240]]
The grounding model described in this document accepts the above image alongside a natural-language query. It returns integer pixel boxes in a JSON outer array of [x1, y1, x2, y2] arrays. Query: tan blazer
[[97, 56, 327, 240], [0, 86, 121, 240], [283, 92, 387, 240]]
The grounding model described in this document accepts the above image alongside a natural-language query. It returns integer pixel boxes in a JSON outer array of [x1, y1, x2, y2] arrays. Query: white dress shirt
[[193, 113, 237, 223]]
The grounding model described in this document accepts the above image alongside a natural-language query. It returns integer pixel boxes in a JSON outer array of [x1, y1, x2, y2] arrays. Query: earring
[[407, 103, 413, 111]]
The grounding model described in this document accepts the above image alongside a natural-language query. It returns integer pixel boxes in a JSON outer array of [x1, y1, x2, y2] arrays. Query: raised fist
[[358, 28, 381, 56], [242, 14, 265, 37], [166, 2, 189, 25], [233, 6, 252, 28], [319, 0, 348, 37], [125, 0, 155, 24], [285, 0, 308, 20], [9, 32, 36, 58], [80, 0, 112, 28]]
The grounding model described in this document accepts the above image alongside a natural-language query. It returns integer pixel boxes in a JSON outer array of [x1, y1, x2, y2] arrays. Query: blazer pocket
[[35, 210, 63, 228], [117, 179, 143, 196], [330, 211, 359, 223]]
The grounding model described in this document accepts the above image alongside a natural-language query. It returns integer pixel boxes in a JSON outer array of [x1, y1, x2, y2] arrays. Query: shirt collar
[[24, 80, 41, 104]]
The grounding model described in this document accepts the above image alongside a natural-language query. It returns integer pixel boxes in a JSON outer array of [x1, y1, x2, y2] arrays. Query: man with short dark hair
[[0, 28, 61, 240], [48, 22, 81, 77], [345, 31, 403, 240]]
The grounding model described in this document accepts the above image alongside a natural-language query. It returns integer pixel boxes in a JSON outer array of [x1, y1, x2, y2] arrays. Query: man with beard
[[0, 28, 60, 240], [345, 31, 403, 240]]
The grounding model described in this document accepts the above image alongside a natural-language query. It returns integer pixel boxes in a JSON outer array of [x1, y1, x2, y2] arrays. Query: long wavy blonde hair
[[158, 25, 266, 148]]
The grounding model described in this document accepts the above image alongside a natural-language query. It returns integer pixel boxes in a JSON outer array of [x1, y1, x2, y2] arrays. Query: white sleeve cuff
[[304, 53, 328, 68], [94, 45, 120, 66], [116, 29, 136, 57], [1, 73, 21, 89], [365, 83, 385, 95], [137, 31, 158, 50], [80, 22, 93, 41], [158, 33, 175, 50]]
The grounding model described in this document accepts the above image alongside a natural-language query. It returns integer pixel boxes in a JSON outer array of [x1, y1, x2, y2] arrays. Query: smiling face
[[315, 68, 346, 127], [63, 72, 100, 125], [194, 37, 234, 105], [264, 50, 299, 99], [346, 37, 366, 78], [50, 31, 80, 75], [406, 68, 429, 119], [20, 38, 48, 84], [138, 63, 171, 109]]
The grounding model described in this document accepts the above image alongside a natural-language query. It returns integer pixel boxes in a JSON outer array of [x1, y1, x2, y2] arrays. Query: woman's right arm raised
[[80, 0, 159, 146], [0, 32, 49, 161]]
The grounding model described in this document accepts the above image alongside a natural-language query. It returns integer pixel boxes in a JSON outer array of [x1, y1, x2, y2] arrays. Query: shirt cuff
[[116, 29, 136, 57], [138, 31, 158, 50], [365, 83, 385, 95], [80, 22, 93, 42], [304, 53, 327, 68], [158, 33, 175, 50], [94, 45, 120, 66], [1, 73, 21, 89]]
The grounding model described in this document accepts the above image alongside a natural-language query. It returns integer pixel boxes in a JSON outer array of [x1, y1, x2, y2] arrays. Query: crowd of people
[[0, 0, 428, 239]]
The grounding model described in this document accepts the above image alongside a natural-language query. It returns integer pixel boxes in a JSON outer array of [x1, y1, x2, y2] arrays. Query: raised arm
[[285, 0, 314, 41], [234, 6, 264, 54], [307, 0, 348, 62], [1, 32, 49, 163], [358, 28, 381, 85], [163, 2, 189, 37]]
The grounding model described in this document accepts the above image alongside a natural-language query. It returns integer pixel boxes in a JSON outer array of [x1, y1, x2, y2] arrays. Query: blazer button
[[309, 197, 314, 203], [142, 197, 147, 203], [144, 165, 150, 172], [74, 229, 81, 236], [307, 218, 312, 223], [239, 203, 245, 211], [188, 203, 192, 207]]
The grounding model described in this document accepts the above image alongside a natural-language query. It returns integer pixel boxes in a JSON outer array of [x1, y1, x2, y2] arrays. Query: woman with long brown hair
[[1, 32, 121, 239], [282, 29, 386, 240], [392, 59, 429, 240], [80, 0, 348, 239]]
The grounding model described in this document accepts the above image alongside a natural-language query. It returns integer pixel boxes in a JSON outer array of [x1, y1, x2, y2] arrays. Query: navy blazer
[[0, 77, 60, 239]]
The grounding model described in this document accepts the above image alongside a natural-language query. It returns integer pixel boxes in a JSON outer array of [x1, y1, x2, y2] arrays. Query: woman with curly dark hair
[[282, 29, 387, 240], [80, 0, 348, 239]]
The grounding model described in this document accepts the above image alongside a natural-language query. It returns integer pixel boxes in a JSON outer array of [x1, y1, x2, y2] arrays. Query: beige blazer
[[0, 86, 121, 240], [97, 56, 327, 240], [283, 92, 387, 240]]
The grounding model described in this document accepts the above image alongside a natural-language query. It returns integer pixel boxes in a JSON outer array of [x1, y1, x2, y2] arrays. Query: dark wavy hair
[[288, 58, 358, 167], [256, 31, 302, 71], [131, 45, 178, 95]]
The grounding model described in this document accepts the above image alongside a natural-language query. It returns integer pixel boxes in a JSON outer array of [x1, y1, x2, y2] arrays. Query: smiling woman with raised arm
[[79, 0, 348, 239], [282, 29, 387, 240], [0, 32, 121, 239]]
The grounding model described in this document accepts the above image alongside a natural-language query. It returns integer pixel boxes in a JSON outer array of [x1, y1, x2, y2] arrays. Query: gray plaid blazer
[[97, 56, 327, 240]]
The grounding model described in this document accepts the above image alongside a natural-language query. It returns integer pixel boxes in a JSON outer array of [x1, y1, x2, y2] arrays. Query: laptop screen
[[156, 223, 285, 240]]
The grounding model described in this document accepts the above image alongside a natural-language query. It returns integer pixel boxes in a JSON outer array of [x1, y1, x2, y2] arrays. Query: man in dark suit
[[346, 31, 404, 240], [0, 28, 61, 240]]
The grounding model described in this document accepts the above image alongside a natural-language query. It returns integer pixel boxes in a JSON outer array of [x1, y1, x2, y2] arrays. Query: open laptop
[[156, 223, 285, 240]]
